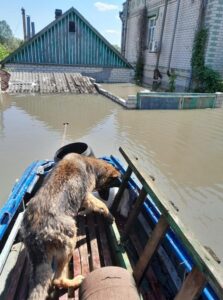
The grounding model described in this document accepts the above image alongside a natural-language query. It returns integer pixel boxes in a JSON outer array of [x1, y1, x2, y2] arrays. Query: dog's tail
[[28, 259, 53, 300]]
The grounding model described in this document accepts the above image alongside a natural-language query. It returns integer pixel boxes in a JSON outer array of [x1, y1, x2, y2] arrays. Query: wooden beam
[[119, 147, 223, 297], [129, 231, 167, 300], [111, 166, 132, 214], [174, 267, 207, 300], [0, 243, 26, 300], [106, 222, 132, 272], [133, 215, 169, 285], [122, 187, 147, 241]]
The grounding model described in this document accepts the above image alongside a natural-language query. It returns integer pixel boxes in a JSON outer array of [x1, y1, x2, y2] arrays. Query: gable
[[2, 8, 132, 68]]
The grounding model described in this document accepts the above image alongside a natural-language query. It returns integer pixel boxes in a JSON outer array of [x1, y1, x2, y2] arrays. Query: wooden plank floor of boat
[[1, 213, 168, 300], [1, 214, 113, 300]]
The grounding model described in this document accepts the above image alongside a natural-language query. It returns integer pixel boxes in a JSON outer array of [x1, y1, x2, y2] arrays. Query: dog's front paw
[[53, 278, 64, 288]]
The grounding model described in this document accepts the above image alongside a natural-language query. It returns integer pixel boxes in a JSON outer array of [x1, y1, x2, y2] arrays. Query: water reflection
[[0, 91, 223, 266], [14, 94, 117, 140], [101, 83, 144, 99]]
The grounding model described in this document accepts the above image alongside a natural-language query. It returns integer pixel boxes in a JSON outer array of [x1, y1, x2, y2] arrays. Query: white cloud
[[105, 29, 120, 34], [94, 2, 119, 11]]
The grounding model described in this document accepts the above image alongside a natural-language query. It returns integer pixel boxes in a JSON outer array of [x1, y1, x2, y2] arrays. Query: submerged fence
[[136, 92, 223, 110]]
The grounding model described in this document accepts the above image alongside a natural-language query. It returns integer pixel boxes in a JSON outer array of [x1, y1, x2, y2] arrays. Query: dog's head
[[95, 160, 121, 191]]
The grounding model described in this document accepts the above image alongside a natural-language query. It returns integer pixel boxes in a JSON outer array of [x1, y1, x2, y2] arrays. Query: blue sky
[[0, 1, 124, 45]]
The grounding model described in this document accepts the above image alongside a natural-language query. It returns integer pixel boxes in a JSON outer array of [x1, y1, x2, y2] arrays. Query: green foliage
[[0, 20, 13, 44], [8, 37, 23, 52], [0, 44, 10, 61], [113, 44, 121, 52], [168, 71, 177, 92], [191, 28, 207, 71], [194, 66, 223, 93], [191, 28, 223, 92]]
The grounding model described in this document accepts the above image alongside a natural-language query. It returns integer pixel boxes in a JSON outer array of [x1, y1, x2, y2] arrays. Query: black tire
[[54, 142, 94, 162]]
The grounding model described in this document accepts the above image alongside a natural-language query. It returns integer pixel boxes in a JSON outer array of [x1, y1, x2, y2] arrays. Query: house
[[120, 0, 223, 90], [1, 8, 133, 83]]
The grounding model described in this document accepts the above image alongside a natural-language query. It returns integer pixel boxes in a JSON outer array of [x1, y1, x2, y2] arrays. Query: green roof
[[1, 7, 132, 68]]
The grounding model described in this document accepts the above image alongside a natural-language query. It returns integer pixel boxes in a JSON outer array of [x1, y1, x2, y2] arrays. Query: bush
[[135, 56, 144, 85], [196, 66, 223, 93], [0, 43, 9, 61], [168, 71, 177, 92], [191, 28, 223, 92]]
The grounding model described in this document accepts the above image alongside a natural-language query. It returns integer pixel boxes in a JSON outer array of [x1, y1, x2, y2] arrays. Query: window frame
[[148, 16, 157, 52], [69, 21, 76, 33]]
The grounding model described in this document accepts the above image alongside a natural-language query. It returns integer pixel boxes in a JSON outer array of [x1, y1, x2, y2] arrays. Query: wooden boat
[[0, 144, 222, 300]]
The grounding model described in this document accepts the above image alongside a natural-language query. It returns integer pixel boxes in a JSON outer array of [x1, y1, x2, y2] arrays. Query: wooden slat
[[86, 215, 101, 271], [119, 147, 223, 297], [96, 216, 112, 266], [65, 73, 76, 93], [76, 217, 90, 277], [73, 246, 82, 277], [7, 72, 97, 95], [0, 243, 26, 300], [133, 216, 169, 285], [129, 231, 166, 300], [73, 241, 82, 300], [106, 222, 132, 271], [122, 187, 147, 241], [16, 258, 29, 300], [111, 166, 132, 214], [174, 267, 207, 300], [138, 213, 182, 290], [73, 217, 89, 300]]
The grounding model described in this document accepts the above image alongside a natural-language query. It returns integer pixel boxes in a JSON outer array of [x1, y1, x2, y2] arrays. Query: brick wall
[[122, 0, 223, 90], [5, 64, 134, 83]]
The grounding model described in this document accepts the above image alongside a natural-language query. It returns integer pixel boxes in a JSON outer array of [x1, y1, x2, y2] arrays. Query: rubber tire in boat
[[54, 142, 94, 162]]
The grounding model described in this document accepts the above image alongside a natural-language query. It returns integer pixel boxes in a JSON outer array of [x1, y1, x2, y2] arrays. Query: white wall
[[122, 0, 211, 90]]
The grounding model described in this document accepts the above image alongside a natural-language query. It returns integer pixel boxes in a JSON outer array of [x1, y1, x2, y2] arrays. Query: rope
[[61, 122, 69, 147]]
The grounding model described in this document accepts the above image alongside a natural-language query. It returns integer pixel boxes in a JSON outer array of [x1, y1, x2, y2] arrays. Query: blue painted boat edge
[[0, 160, 47, 241], [106, 155, 218, 300]]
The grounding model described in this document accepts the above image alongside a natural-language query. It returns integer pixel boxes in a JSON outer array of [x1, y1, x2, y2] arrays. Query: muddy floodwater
[[0, 84, 223, 266]]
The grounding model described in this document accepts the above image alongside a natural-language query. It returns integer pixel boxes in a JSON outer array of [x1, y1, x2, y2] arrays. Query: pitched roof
[[1, 7, 132, 68]]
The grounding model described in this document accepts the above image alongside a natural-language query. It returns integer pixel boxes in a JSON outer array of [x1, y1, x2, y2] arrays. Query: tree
[[113, 44, 121, 52], [0, 20, 13, 44], [0, 20, 22, 62], [0, 44, 9, 61]]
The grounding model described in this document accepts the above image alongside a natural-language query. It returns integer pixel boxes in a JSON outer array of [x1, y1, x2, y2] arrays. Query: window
[[148, 16, 156, 52], [69, 21, 75, 33]]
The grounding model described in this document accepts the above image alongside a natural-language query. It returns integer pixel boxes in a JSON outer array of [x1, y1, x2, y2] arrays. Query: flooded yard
[[0, 87, 223, 265], [101, 83, 144, 99]]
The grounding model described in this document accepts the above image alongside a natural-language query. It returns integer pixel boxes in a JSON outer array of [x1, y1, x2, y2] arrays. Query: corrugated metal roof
[[1, 7, 132, 68]]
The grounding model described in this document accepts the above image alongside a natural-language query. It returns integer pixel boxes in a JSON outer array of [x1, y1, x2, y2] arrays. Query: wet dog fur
[[20, 153, 120, 300]]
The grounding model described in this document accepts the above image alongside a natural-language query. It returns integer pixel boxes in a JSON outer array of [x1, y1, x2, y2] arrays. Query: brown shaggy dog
[[20, 153, 120, 300]]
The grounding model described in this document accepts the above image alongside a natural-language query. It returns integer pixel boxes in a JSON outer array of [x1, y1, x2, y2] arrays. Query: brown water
[[0, 86, 223, 265], [101, 83, 145, 99]]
